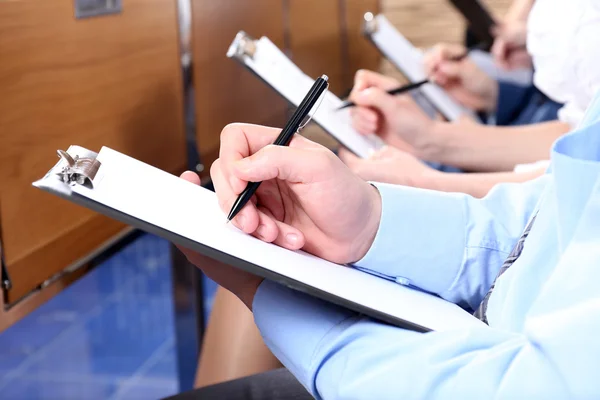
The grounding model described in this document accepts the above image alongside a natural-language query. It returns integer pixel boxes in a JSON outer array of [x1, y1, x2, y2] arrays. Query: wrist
[[352, 183, 382, 263], [413, 120, 446, 163]]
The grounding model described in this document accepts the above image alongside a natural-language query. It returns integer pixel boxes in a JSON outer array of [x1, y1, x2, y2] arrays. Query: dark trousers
[[163, 368, 314, 400]]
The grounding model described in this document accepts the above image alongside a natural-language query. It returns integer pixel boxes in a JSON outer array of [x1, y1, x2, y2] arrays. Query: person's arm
[[503, 0, 536, 22], [419, 165, 546, 198], [345, 175, 546, 311], [252, 176, 598, 400], [255, 251, 596, 400], [418, 120, 569, 172]]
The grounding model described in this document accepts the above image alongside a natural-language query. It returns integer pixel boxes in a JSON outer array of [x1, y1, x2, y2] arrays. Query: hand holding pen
[[338, 42, 488, 110], [227, 75, 330, 222]]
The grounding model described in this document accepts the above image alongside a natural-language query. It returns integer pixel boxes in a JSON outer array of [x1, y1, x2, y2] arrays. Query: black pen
[[337, 42, 488, 110], [226, 74, 330, 223]]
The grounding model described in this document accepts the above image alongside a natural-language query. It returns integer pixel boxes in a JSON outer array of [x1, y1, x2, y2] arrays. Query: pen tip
[[321, 74, 329, 82]]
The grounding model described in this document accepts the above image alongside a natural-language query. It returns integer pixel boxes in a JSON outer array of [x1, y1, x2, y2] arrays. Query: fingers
[[350, 107, 379, 134], [180, 170, 201, 186], [491, 38, 507, 66], [350, 69, 399, 100], [211, 159, 260, 234], [424, 43, 467, 75], [232, 145, 335, 185], [432, 61, 464, 86], [218, 124, 280, 194], [255, 180, 285, 221], [351, 86, 396, 116], [219, 123, 320, 195], [259, 207, 305, 251]]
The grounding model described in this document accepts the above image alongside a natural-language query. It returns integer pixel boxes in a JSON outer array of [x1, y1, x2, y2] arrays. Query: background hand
[[423, 43, 498, 112], [348, 70, 434, 152], [338, 146, 437, 188], [491, 20, 531, 70]]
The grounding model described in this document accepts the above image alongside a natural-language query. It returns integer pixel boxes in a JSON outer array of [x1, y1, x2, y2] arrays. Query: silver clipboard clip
[[226, 31, 258, 60], [362, 12, 379, 37], [43, 146, 101, 189]]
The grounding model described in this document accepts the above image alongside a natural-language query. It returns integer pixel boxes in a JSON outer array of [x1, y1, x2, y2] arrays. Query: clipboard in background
[[362, 13, 479, 122], [448, 0, 496, 47], [33, 146, 485, 333], [226, 31, 384, 159]]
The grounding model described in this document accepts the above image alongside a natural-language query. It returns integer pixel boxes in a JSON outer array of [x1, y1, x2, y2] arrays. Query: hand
[[338, 146, 437, 188], [491, 20, 531, 70], [176, 171, 263, 310], [423, 43, 498, 112], [210, 123, 382, 265], [348, 70, 434, 153]]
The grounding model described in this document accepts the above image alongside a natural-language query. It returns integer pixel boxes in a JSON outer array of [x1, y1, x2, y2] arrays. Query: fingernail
[[286, 233, 299, 246], [256, 225, 267, 238], [237, 215, 246, 230]]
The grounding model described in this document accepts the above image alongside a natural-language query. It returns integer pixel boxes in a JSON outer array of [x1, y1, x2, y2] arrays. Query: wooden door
[[0, 0, 186, 309], [190, 0, 289, 178]]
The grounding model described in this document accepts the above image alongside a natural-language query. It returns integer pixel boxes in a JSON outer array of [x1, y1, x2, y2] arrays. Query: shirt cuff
[[353, 183, 467, 297]]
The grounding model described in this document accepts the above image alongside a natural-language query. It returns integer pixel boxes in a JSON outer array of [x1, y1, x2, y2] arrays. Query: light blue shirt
[[252, 93, 600, 399]]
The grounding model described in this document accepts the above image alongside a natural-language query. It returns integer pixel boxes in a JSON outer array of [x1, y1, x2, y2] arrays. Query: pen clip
[[297, 80, 329, 132]]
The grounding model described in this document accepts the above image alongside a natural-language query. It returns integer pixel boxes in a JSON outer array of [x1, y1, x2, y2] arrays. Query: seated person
[[342, 0, 599, 195], [168, 85, 600, 399], [189, 0, 600, 388]]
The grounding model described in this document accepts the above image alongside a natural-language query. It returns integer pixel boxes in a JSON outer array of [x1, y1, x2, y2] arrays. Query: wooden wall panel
[[287, 0, 345, 97], [343, 0, 381, 91], [381, 0, 513, 79], [0, 0, 186, 305], [190, 0, 288, 176]]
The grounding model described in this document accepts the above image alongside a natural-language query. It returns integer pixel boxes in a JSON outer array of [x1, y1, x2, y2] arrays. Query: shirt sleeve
[[352, 176, 547, 310], [254, 228, 600, 400]]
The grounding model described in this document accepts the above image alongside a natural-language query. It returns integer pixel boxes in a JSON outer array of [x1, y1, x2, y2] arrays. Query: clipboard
[[226, 31, 385, 159], [362, 13, 479, 122], [33, 146, 485, 333]]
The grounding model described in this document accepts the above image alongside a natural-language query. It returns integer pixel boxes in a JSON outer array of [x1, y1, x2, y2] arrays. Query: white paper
[[228, 36, 384, 159], [36, 147, 485, 332], [368, 15, 476, 121]]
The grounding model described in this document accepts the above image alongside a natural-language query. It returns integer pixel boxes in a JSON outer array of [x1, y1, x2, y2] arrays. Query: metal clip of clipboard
[[226, 31, 258, 61], [362, 12, 379, 37], [43, 146, 102, 189]]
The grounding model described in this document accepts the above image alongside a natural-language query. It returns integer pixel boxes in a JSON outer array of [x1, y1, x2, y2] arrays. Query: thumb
[[437, 61, 463, 81], [233, 145, 333, 184], [354, 87, 396, 115]]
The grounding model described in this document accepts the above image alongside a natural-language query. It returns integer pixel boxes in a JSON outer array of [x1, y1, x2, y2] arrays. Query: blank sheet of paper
[[36, 147, 484, 332], [228, 36, 383, 159], [368, 15, 476, 122]]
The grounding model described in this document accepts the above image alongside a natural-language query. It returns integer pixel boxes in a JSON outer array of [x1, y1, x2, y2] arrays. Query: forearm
[[419, 120, 569, 172], [504, 0, 536, 22], [419, 166, 546, 198]]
